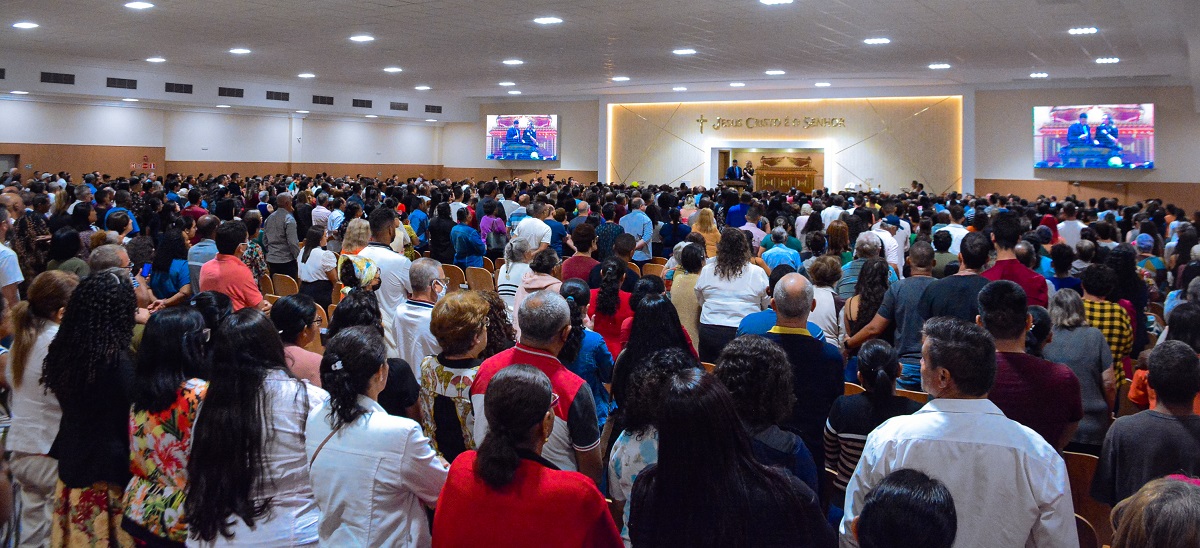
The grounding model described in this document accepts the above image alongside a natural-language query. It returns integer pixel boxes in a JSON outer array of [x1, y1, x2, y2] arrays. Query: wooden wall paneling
[[0, 143, 166, 179]]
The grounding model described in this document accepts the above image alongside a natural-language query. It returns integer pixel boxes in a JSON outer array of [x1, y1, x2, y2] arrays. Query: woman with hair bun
[[306, 326, 447, 547], [823, 340, 922, 495], [433, 364, 621, 547]]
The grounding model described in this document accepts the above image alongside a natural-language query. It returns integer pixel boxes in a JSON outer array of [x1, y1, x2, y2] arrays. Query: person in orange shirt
[[198, 220, 270, 313], [1128, 302, 1200, 414]]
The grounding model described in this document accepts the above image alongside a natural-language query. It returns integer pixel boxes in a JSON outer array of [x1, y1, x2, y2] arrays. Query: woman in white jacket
[[306, 326, 448, 547]]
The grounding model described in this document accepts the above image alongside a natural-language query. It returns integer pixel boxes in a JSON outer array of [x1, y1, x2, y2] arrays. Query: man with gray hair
[[836, 231, 898, 299], [469, 289, 602, 483], [765, 273, 844, 467], [393, 258, 447, 377], [513, 200, 551, 254], [762, 227, 802, 271], [263, 192, 300, 280], [619, 197, 654, 265]]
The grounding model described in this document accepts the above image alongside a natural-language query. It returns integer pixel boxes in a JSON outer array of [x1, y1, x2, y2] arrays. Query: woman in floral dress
[[121, 307, 211, 546]]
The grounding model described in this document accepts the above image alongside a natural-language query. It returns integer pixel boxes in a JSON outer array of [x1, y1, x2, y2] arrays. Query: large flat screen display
[[1033, 104, 1154, 169], [486, 115, 559, 161]]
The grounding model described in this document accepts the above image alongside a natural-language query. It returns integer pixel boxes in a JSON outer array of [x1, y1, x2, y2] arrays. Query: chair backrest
[[1064, 451, 1113, 546], [650, 257, 669, 266], [272, 274, 299, 296], [482, 257, 495, 272], [701, 361, 716, 373], [495, 258, 506, 270], [627, 261, 641, 277], [443, 264, 466, 292], [1148, 301, 1165, 318], [265, 294, 280, 304], [1075, 514, 1100, 548], [259, 274, 274, 295], [844, 382, 865, 396], [331, 282, 344, 305], [896, 388, 930, 404], [466, 267, 496, 292], [1115, 378, 1140, 418], [306, 306, 329, 354], [641, 263, 666, 278]]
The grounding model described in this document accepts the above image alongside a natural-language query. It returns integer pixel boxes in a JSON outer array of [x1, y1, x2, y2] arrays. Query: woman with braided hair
[[559, 279, 615, 428], [41, 268, 137, 546], [305, 326, 447, 546], [589, 256, 633, 360]]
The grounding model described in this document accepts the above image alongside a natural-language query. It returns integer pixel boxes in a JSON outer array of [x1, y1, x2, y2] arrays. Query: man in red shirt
[[199, 220, 270, 312], [470, 290, 602, 484], [982, 210, 1048, 306], [181, 188, 208, 223], [978, 280, 1082, 450]]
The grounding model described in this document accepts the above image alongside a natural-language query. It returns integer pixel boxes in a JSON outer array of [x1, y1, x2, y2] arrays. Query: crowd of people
[[0, 166, 1198, 547]]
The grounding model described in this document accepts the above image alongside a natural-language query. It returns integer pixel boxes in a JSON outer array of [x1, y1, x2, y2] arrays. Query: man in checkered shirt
[[1081, 264, 1132, 382]]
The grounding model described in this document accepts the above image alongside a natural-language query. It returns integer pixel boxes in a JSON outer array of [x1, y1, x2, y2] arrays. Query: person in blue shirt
[[559, 279, 616, 427], [618, 197, 654, 265], [546, 209, 568, 257], [408, 199, 429, 251], [148, 228, 192, 309], [737, 264, 824, 340], [103, 189, 140, 236], [449, 208, 485, 270], [762, 228, 803, 271], [725, 192, 752, 229]]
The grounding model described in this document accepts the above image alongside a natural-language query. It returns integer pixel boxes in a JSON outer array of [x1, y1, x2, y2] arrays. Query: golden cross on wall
[[696, 115, 708, 134]]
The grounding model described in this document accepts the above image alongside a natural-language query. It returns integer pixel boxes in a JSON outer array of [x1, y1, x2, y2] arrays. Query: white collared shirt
[[871, 228, 904, 280], [840, 398, 1077, 548], [935, 223, 970, 255], [393, 300, 440, 379], [358, 243, 412, 359]]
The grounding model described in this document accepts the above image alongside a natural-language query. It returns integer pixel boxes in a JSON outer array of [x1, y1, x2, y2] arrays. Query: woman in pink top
[[271, 294, 325, 386]]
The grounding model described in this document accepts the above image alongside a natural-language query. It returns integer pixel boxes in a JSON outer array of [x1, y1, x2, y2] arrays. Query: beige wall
[[607, 96, 962, 193], [975, 86, 1198, 184]]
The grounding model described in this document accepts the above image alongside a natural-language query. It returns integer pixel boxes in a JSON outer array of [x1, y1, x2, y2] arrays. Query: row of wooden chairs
[[262, 273, 344, 305], [843, 382, 930, 404]]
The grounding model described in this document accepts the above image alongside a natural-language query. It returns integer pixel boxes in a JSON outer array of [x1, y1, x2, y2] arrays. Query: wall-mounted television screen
[[486, 115, 559, 161], [1033, 104, 1154, 169]]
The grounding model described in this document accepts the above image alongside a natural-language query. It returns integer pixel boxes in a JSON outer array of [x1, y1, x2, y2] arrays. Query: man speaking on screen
[[1067, 112, 1094, 146]]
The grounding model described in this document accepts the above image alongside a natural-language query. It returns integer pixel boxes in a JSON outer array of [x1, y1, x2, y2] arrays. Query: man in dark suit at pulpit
[[725, 160, 744, 181], [1067, 113, 1095, 146]]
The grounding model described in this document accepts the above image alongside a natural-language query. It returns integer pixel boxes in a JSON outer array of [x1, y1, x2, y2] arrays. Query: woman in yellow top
[[693, 208, 722, 258]]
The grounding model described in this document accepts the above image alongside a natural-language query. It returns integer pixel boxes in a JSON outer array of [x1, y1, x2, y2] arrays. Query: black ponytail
[[857, 339, 899, 403], [320, 326, 386, 429], [596, 256, 625, 317], [558, 279, 591, 364], [270, 294, 317, 345], [476, 365, 553, 489]]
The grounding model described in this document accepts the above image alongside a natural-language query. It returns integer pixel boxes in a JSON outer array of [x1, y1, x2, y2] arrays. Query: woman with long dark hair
[[694, 228, 770, 363], [432, 365, 621, 546], [478, 290, 517, 359], [658, 208, 691, 258], [589, 256, 634, 360], [185, 309, 328, 545], [327, 289, 422, 419], [121, 307, 210, 546], [45, 227, 89, 278], [149, 227, 193, 309], [69, 201, 98, 259], [613, 294, 694, 406], [271, 294, 324, 386], [826, 219, 851, 265], [628, 368, 833, 547], [306, 326, 447, 546], [823, 339, 921, 495], [1107, 243, 1150, 354], [297, 226, 338, 308], [41, 269, 137, 546], [6, 271, 77, 547], [428, 202, 456, 265], [844, 257, 891, 352], [559, 279, 615, 427]]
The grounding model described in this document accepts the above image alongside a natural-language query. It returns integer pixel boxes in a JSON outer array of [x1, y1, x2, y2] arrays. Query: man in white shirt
[[393, 258, 446, 378], [933, 204, 969, 255], [358, 208, 413, 359], [1057, 202, 1087, 248], [820, 196, 846, 226], [870, 202, 911, 253], [0, 206, 23, 308], [513, 201, 552, 254], [840, 317, 1077, 548], [872, 215, 904, 280], [310, 193, 331, 230]]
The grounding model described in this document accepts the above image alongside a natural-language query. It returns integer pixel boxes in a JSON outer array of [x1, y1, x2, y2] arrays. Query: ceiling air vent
[[40, 72, 75, 85], [165, 82, 193, 94], [313, 95, 334, 105], [266, 91, 290, 101], [107, 77, 138, 90], [424, 105, 442, 114], [390, 102, 408, 111], [352, 99, 373, 108], [218, 86, 245, 98]]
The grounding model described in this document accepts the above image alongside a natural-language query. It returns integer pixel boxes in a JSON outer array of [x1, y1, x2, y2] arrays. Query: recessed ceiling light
[[425, 119, 438, 122], [349, 35, 375, 42], [229, 48, 251, 54], [122, 98, 139, 102], [12, 22, 38, 29], [1095, 57, 1120, 64], [611, 76, 630, 82], [765, 70, 786, 75], [383, 67, 403, 73], [365, 114, 379, 118], [673, 86, 688, 91], [533, 16, 562, 24], [124, 1, 154, 8], [863, 37, 891, 45], [502, 59, 524, 65], [297, 73, 316, 78], [929, 63, 951, 69], [1069, 27, 1098, 35], [296, 110, 309, 114], [760, 0, 793, 4], [815, 82, 832, 87], [1030, 72, 1049, 78], [673, 48, 697, 55], [10, 91, 29, 95], [499, 81, 516, 86], [508, 90, 522, 95], [414, 85, 431, 90], [145, 57, 166, 63], [729, 82, 746, 87], [215, 105, 231, 108]]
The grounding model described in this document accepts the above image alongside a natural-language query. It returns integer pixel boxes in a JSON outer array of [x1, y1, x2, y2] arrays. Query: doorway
[[0, 155, 17, 175], [717, 150, 731, 178]]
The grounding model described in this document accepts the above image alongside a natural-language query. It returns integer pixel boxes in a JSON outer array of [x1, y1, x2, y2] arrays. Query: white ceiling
[[0, 0, 1196, 100]]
